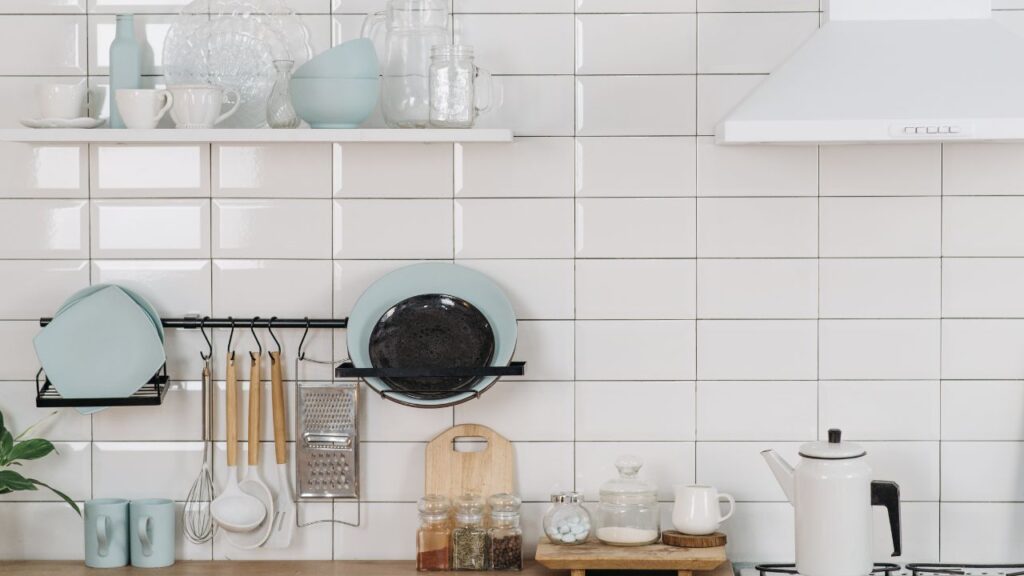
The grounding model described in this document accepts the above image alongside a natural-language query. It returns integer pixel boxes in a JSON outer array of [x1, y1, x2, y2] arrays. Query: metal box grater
[[296, 382, 359, 498]]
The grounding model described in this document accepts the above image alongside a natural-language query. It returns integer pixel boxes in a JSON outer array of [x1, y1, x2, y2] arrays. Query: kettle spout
[[761, 449, 795, 503]]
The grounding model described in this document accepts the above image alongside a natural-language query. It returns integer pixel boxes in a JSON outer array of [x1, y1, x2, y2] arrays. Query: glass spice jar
[[451, 494, 487, 570], [416, 495, 451, 571], [487, 493, 523, 571]]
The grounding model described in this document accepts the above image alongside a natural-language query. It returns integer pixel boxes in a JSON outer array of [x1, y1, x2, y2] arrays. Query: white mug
[[672, 485, 735, 535], [115, 89, 173, 129], [37, 82, 86, 119], [168, 85, 241, 129]]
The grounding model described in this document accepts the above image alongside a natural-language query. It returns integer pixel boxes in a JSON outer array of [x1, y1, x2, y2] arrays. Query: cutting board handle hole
[[453, 436, 488, 452]]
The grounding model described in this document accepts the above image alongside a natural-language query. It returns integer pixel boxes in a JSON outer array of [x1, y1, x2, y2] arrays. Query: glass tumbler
[[429, 45, 495, 128]]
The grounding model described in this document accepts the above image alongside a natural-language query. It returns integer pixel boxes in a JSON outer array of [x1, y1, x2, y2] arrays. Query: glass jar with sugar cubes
[[543, 491, 592, 545]]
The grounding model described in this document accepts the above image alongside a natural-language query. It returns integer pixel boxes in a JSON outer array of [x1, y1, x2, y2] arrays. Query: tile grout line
[[938, 141, 944, 558], [693, 7, 700, 484]]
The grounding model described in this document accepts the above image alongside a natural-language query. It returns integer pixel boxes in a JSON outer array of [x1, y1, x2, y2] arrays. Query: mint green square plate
[[34, 285, 166, 414]]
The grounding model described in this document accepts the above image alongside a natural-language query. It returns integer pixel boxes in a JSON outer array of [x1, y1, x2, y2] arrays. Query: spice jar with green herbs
[[416, 495, 452, 571], [487, 493, 523, 571], [451, 493, 487, 570]]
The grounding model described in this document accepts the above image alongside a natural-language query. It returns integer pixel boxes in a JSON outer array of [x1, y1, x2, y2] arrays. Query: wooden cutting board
[[535, 538, 727, 576], [424, 424, 514, 501]]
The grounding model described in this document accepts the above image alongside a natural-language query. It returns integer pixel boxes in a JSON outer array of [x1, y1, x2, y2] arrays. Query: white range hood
[[716, 0, 1024, 145]]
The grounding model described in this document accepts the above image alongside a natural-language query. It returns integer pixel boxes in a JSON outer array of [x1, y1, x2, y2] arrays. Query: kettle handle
[[871, 480, 902, 557]]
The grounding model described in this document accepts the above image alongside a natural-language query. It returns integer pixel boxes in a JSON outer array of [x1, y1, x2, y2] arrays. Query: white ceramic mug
[[672, 485, 735, 535], [168, 85, 241, 129], [115, 89, 173, 129], [37, 82, 86, 119]]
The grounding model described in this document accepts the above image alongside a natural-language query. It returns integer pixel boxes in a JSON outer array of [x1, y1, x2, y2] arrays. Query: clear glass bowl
[[163, 0, 313, 128], [596, 455, 660, 546]]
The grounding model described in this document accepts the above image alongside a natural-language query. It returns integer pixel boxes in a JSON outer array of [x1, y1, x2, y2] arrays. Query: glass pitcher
[[362, 0, 450, 128]]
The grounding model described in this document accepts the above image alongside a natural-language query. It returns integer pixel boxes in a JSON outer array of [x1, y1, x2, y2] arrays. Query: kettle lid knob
[[828, 429, 842, 444]]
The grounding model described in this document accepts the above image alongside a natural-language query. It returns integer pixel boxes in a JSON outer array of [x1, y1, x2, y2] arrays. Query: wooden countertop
[[0, 559, 733, 576], [0, 561, 558, 575]]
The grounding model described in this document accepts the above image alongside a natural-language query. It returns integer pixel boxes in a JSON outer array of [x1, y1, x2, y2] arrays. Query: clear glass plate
[[163, 0, 313, 128]]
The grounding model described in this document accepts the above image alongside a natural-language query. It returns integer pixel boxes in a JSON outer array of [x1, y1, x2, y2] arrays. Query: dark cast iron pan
[[368, 294, 495, 397]]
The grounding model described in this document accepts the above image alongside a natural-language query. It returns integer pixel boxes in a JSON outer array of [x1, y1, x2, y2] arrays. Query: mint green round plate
[[346, 263, 517, 408]]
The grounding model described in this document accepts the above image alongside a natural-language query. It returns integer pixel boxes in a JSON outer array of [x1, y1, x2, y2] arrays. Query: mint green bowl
[[294, 39, 379, 79], [290, 77, 380, 129]]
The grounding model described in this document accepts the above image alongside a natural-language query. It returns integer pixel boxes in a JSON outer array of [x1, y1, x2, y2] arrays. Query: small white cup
[[115, 89, 173, 129], [168, 85, 240, 129], [671, 484, 735, 536], [37, 82, 86, 119]]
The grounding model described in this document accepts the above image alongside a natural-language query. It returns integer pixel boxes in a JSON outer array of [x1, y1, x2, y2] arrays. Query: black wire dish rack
[[34, 315, 525, 408]]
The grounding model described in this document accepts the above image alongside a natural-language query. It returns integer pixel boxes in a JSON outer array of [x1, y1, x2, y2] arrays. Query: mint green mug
[[84, 498, 129, 568], [129, 498, 175, 568]]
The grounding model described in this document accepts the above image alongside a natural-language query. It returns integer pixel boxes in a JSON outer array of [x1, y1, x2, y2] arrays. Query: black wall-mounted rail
[[39, 316, 348, 329], [36, 365, 170, 408], [335, 361, 526, 379]]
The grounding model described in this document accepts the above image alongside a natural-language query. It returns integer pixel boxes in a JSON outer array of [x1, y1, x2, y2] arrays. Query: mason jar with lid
[[596, 455, 660, 546], [543, 491, 592, 545]]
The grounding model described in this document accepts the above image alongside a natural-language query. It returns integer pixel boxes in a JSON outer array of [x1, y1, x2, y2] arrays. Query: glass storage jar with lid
[[543, 491, 592, 545], [487, 493, 523, 570], [596, 455, 660, 546], [416, 494, 451, 571], [451, 493, 487, 570]]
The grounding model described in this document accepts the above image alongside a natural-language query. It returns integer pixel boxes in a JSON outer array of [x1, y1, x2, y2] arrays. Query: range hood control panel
[[890, 123, 974, 138]]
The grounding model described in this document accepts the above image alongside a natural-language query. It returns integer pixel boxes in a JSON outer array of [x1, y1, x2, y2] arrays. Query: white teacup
[[168, 85, 241, 129], [116, 89, 173, 129], [672, 485, 735, 536], [37, 82, 86, 119]]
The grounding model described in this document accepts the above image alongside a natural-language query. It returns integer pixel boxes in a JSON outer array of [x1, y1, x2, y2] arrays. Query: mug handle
[[154, 90, 173, 124], [360, 11, 386, 41], [215, 89, 242, 126], [137, 516, 153, 557], [718, 492, 736, 523], [474, 67, 496, 115], [96, 515, 110, 558]]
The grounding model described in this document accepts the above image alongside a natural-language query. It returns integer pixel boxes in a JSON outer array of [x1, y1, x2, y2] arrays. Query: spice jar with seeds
[[417, 495, 452, 571], [451, 493, 487, 570], [487, 493, 523, 571]]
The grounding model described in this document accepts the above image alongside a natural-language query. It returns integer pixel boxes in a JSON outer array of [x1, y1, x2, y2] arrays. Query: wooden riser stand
[[535, 538, 728, 576]]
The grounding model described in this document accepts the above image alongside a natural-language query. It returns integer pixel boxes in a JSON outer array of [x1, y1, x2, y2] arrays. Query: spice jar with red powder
[[417, 495, 452, 571]]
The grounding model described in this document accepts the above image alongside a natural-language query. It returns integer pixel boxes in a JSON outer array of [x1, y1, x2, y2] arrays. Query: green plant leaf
[[28, 479, 80, 516], [14, 411, 58, 442], [0, 430, 13, 466], [0, 409, 6, 436], [0, 469, 38, 492], [9, 439, 55, 462]]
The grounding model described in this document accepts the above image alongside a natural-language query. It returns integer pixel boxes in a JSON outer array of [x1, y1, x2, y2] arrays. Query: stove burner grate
[[907, 564, 1024, 576], [755, 564, 901, 576]]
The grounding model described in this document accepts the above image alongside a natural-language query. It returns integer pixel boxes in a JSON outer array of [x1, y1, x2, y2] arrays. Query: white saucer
[[21, 117, 106, 129]]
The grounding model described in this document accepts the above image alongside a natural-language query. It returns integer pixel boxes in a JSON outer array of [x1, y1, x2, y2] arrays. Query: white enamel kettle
[[762, 429, 901, 576]]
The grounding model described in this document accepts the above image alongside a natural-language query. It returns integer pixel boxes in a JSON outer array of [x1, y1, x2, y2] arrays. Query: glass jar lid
[[431, 43, 474, 59], [488, 493, 521, 516], [599, 455, 657, 504], [550, 491, 584, 504], [418, 494, 450, 519], [455, 493, 485, 522]]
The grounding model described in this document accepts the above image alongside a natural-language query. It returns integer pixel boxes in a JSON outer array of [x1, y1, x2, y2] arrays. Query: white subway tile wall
[[3, 0, 1024, 565]]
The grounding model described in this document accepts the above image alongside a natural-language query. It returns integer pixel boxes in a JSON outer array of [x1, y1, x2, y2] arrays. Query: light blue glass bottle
[[109, 14, 141, 128]]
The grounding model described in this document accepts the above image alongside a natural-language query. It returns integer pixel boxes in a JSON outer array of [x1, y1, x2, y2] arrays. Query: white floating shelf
[[0, 128, 514, 144]]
